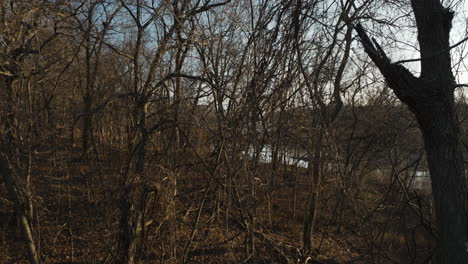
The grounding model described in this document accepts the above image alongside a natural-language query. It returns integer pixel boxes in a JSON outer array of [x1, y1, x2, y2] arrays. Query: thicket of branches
[[1, 0, 467, 263]]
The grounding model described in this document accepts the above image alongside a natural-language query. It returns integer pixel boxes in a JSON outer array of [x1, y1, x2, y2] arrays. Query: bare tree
[[355, 0, 468, 263], [0, 1, 69, 263]]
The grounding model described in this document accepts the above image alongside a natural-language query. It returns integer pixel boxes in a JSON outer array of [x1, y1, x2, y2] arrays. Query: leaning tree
[[355, 0, 467, 263]]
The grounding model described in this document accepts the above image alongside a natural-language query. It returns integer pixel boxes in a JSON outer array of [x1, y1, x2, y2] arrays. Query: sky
[[358, 0, 468, 95], [396, 0, 468, 85], [453, 1, 468, 85]]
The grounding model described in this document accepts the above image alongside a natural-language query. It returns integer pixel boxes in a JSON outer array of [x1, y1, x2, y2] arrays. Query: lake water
[[246, 145, 434, 192], [409, 171, 431, 191], [246, 144, 309, 168]]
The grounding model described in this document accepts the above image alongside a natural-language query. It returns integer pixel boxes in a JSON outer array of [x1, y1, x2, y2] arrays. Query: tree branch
[[395, 34, 468, 65], [354, 23, 420, 106]]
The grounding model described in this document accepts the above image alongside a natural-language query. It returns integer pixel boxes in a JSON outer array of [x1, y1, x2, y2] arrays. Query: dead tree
[[355, 1, 467, 263]]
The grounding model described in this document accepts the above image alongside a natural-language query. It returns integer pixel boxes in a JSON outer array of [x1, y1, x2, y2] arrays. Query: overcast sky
[[381, 1, 468, 86]]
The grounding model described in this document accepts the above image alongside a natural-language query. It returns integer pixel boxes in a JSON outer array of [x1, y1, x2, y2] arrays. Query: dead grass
[[0, 144, 435, 264]]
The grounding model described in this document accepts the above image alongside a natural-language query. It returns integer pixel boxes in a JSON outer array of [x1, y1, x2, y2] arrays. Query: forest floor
[[0, 147, 434, 264]]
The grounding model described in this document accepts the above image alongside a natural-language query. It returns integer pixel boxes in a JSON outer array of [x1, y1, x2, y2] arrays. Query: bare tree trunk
[[1, 72, 41, 264], [82, 93, 93, 154], [303, 130, 322, 252], [3, 77, 14, 146], [117, 100, 148, 264], [355, 1, 467, 262], [117, 179, 150, 264], [422, 110, 467, 263], [117, 185, 135, 264], [0, 154, 40, 264]]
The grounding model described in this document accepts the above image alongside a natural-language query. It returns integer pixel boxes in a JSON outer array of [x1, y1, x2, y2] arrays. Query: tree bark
[[355, 1, 467, 263], [1, 75, 40, 264], [303, 129, 322, 252], [0, 154, 41, 264]]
